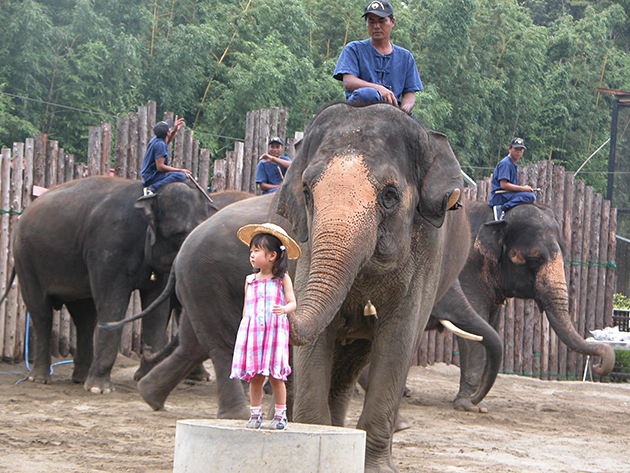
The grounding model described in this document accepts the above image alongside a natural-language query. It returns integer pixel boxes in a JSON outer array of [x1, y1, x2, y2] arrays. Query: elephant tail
[[0, 267, 16, 305], [99, 266, 177, 331]]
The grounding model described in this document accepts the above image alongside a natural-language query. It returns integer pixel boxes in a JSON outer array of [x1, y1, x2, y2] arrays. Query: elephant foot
[[453, 396, 488, 413], [72, 365, 90, 384], [138, 376, 167, 411], [28, 366, 51, 384], [84, 376, 115, 394], [185, 364, 211, 382], [394, 412, 412, 432], [133, 359, 156, 382]]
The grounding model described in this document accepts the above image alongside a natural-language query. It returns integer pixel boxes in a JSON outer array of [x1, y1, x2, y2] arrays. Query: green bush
[[613, 293, 630, 310]]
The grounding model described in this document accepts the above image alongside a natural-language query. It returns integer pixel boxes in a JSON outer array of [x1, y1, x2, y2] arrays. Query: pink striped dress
[[230, 274, 291, 382]]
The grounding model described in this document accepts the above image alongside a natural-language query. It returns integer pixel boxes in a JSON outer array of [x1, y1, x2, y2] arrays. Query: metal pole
[[606, 98, 620, 202]]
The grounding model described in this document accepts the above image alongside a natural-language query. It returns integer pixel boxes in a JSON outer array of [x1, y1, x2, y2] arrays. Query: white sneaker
[[492, 205, 505, 221], [143, 187, 154, 197]]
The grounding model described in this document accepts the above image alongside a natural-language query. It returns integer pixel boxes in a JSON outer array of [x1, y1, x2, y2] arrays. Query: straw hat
[[237, 223, 302, 260]]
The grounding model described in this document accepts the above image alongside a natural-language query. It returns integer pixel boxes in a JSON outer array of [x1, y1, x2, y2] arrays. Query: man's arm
[[400, 92, 416, 113], [342, 74, 398, 105], [165, 116, 185, 145], [260, 154, 291, 169], [155, 157, 191, 176], [499, 179, 534, 193], [259, 182, 281, 192]]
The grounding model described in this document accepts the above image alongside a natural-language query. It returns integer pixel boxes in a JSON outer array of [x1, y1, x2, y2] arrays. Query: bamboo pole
[[0, 148, 11, 356]]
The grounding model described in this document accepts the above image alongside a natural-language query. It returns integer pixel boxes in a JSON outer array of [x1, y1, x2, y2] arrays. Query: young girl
[[230, 223, 301, 430]]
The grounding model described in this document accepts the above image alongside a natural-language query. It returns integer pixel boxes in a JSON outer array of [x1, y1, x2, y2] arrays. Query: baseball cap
[[362, 0, 394, 18], [269, 137, 284, 146], [510, 137, 526, 149]]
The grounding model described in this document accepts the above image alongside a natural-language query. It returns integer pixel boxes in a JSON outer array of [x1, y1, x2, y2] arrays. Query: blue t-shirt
[[489, 156, 518, 206], [141, 136, 169, 186], [255, 156, 292, 194], [333, 39, 423, 102]]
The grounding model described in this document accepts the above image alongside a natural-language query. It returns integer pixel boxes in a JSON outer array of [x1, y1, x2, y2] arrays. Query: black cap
[[362, 0, 394, 18], [269, 137, 284, 146], [510, 137, 526, 149]]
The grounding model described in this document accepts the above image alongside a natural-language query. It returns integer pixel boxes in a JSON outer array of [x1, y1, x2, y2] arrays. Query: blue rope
[[14, 313, 73, 385]]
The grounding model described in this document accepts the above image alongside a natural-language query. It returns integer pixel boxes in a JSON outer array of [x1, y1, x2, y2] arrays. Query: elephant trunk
[[536, 253, 615, 376], [289, 216, 377, 346]]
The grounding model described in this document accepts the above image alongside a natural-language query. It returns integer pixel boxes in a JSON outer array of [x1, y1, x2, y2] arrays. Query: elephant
[[6, 175, 248, 394], [107, 103, 503, 473], [427, 201, 615, 412]]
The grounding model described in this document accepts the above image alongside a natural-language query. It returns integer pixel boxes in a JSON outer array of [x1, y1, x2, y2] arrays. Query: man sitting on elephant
[[141, 116, 192, 196], [333, 0, 423, 112], [489, 137, 536, 220]]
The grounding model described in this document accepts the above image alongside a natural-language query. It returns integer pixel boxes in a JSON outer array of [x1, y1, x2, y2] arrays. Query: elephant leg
[[359, 314, 419, 473], [137, 311, 209, 411], [66, 299, 97, 384], [454, 337, 488, 412], [134, 282, 171, 381], [358, 364, 412, 432], [25, 295, 54, 384], [209, 346, 250, 420], [85, 286, 134, 394], [329, 339, 371, 427], [292, 331, 335, 425]]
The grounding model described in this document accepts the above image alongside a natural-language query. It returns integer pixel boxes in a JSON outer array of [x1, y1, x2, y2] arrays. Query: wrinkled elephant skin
[[12, 176, 216, 393], [428, 202, 615, 412], [136, 104, 502, 473]]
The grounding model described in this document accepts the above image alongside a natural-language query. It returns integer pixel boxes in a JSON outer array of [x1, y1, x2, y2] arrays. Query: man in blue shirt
[[489, 137, 536, 220], [333, 0, 423, 112], [141, 116, 191, 196], [255, 137, 291, 194]]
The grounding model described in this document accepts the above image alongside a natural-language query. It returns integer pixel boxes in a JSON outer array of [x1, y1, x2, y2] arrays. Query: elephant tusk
[[440, 319, 483, 341]]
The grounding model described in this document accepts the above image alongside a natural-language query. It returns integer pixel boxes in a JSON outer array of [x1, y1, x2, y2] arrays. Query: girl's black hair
[[250, 232, 289, 278]]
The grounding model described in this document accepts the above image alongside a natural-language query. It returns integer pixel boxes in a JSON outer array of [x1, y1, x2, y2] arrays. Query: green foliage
[[613, 293, 630, 309], [0, 0, 629, 186]]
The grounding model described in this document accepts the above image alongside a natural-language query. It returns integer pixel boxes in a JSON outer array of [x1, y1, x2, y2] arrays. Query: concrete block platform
[[173, 419, 366, 473]]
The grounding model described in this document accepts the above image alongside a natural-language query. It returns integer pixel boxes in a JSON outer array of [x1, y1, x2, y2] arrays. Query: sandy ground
[[1, 355, 629, 473]]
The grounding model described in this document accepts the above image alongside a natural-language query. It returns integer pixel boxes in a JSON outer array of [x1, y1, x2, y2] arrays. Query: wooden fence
[[416, 160, 617, 380], [0, 100, 249, 362]]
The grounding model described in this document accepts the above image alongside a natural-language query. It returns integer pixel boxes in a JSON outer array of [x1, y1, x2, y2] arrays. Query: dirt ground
[[1, 354, 629, 473]]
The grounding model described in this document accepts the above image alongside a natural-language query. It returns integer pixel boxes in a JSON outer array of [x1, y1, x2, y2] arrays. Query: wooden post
[[23, 138, 34, 209], [596, 200, 611, 331], [128, 112, 139, 180], [56, 148, 65, 185], [172, 124, 185, 170], [269, 107, 279, 138], [64, 153, 75, 183], [138, 105, 149, 174], [115, 116, 129, 178], [226, 150, 236, 190], [243, 111, 255, 193], [33, 133, 47, 187], [59, 306, 71, 357], [4, 143, 23, 359], [604, 209, 617, 328], [279, 108, 288, 144], [567, 179, 585, 377], [46, 139, 58, 188], [234, 141, 244, 191], [101, 122, 112, 176], [211, 159, 226, 192], [0, 148, 12, 356], [199, 149, 211, 191], [192, 140, 200, 180], [147, 101, 157, 143], [88, 126, 102, 177], [183, 130, 194, 172]]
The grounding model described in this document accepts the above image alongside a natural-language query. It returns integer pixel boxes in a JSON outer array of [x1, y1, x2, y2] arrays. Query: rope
[[0, 208, 22, 215], [565, 259, 617, 269]]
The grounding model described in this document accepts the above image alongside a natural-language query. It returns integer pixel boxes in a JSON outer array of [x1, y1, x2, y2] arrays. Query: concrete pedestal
[[173, 419, 366, 473]]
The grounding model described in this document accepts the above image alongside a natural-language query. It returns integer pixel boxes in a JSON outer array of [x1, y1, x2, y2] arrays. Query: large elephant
[[8, 177, 243, 394], [112, 103, 503, 473], [427, 201, 615, 412]]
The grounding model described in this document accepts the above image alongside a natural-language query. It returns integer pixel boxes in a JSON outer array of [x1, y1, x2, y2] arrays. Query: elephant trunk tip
[[591, 343, 616, 377]]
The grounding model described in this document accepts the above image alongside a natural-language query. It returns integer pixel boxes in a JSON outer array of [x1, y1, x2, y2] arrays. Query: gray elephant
[[7, 176, 246, 394], [427, 201, 615, 412], [109, 103, 503, 473]]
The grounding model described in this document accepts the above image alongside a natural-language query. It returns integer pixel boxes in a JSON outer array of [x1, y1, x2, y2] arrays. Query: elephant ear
[[135, 195, 158, 260], [417, 130, 464, 228], [271, 139, 309, 242], [475, 220, 507, 264]]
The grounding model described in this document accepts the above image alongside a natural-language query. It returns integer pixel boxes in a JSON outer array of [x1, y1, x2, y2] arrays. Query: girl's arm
[[273, 274, 296, 315], [241, 281, 248, 318]]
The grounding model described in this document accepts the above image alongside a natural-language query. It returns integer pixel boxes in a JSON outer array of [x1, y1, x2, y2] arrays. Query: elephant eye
[[380, 186, 400, 210], [302, 183, 313, 210], [526, 257, 542, 269]]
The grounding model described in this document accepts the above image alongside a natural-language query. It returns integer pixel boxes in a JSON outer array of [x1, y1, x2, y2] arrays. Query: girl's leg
[[249, 374, 265, 407], [268, 376, 286, 405], [247, 375, 265, 429]]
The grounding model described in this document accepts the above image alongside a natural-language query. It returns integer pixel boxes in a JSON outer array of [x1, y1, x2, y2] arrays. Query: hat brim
[[237, 223, 302, 260], [362, 11, 391, 18], [511, 145, 526, 149]]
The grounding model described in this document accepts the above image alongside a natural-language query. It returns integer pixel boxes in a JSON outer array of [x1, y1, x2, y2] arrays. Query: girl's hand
[[272, 305, 285, 315]]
